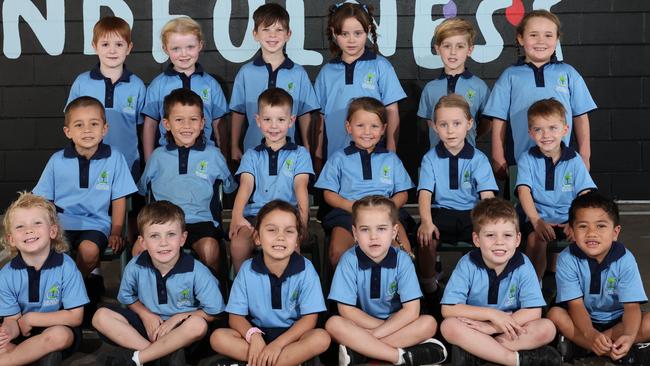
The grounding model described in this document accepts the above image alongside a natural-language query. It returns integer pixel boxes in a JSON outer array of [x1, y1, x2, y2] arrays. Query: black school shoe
[[451, 345, 483, 366], [36, 351, 62, 366], [557, 335, 589, 363], [518, 346, 562, 366], [96, 342, 136, 366], [403, 338, 448, 366], [338, 344, 367, 366], [165, 349, 186, 366], [618, 342, 650, 365]]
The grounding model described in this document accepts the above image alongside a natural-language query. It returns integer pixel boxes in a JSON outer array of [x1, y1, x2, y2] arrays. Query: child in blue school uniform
[[440, 198, 561, 366], [142, 16, 228, 161], [210, 200, 331, 365], [229, 88, 313, 273], [137, 88, 237, 276], [326, 195, 447, 366], [315, 2, 406, 158], [417, 18, 490, 148], [0, 193, 89, 366], [516, 99, 596, 281], [417, 94, 497, 297], [92, 200, 225, 366], [315, 97, 413, 268], [229, 3, 319, 162], [67, 16, 146, 180], [548, 192, 650, 364], [33, 96, 137, 319], [484, 10, 597, 181]]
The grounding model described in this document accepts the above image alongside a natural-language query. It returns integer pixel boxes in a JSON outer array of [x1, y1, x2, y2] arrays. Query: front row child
[[417, 94, 497, 296], [548, 192, 650, 364], [93, 201, 224, 366], [326, 195, 447, 366], [315, 97, 414, 268], [440, 198, 562, 366], [211, 200, 330, 366], [0, 193, 89, 366], [229, 88, 314, 274]]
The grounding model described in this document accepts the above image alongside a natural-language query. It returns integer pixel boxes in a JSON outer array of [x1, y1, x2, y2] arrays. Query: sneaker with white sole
[[403, 338, 447, 366], [338, 344, 367, 366]]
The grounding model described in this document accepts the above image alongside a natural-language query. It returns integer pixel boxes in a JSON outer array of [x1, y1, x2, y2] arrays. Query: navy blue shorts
[[260, 327, 289, 344], [429, 207, 473, 244], [521, 222, 567, 242], [65, 229, 108, 252], [592, 317, 622, 332], [322, 207, 412, 234], [185, 222, 219, 248]]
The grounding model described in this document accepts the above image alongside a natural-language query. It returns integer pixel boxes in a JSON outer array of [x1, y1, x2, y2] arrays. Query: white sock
[[395, 348, 406, 365], [420, 277, 438, 293], [91, 267, 102, 276], [132, 351, 142, 366], [514, 351, 520, 366]]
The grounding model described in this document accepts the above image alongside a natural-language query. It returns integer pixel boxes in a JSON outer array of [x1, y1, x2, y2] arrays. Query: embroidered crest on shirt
[[386, 281, 398, 300], [465, 88, 476, 106], [605, 277, 617, 295], [289, 289, 300, 309], [201, 88, 210, 101], [362, 72, 376, 90], [505, 283, 517, 306], [283, 158, 294, 177], [195, 160, 209, 179], [122, 95, 136, 114], [462, 169, 472, 189], [44, 283, 61, 306], [380, 165, 391, 184], [556, 74, 569, 94], [95, 170, 110, 190], [287, 82, 295, 93], [561, 171, 573, 192], [177, 288, 192, 306]]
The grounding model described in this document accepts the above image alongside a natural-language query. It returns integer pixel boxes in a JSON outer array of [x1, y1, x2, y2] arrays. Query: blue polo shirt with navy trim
[[230, 54, 320, 151], [142, 63, 228, 146], [67, 65, 146, 177], [314, 50, 406, 157], [417, 69, 490, 147], [118, 251, 224, 320], [418, 141, 498, 210], [236, 139, 313, 217], [226, 252, 325, 328], [483, 56, 597, 164], [138, 139, 237, 226], [329, 246, 421, 320], [315, 143, 414, 201], [33, 143, 137, 237], [0, 251, 89, 316], [516, 143, 596, 224], [556, 242, 647, 323], [441, 250, 545, 312]]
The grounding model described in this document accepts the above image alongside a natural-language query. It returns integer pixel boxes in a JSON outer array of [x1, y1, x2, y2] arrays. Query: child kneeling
[[326, 195, 447, 366]]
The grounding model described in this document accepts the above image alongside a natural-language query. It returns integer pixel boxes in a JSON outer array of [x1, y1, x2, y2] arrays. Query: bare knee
[[532, 319, 557, 344], [193, 238, 219, 262], [78, 241, 100, 262], [307, 329, 332, 354], [182, 316, 208, 341], [43, 326, 73, 351], [416, 315, 438, 336], [92, 307, 114, 331], [325, 316, 348, 339], [440, 318, 463, 343]]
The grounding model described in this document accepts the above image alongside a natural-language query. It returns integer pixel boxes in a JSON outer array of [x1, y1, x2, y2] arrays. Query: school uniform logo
[[287, 82, 295, 94], [556, 74, 569, 94], [95, 170, 111, 190], [177, 288, 193, 307], [288, 289, 300, 310], [386, 281, 398, 300], [505, 284, 517, 306], [362, 72, 376, 90], [561, 172, 574, 192], [44, 283, 61, 306], [283, 158, 294, 177], [380, 165, 392, 184], [605, 277, 618, 295], [122, 96, 136, 114], [462, 170, 472, 189], [465, 89, 476, 106], [195, 160, 208, 179], [201, 88, 210, 101]]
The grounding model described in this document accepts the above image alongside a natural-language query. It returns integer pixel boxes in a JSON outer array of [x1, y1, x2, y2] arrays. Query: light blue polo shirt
[[138, 139, 237, 227], [441, 250, 545, 312], [329, 246, 421, 320], [483, 56, 597, 164], [142, 63, 228, 146], [118, 251, 224, 320], [0, 251, 89, 316], [236, 139, 313, 217], [556, 242, 647, 323], [516, 143, 596, 224], [226, 252, 325, 328], [418, 141, 498, 210], [33, 143, 137, 237], [417, 69, 490, 147], [315, 143, 413, 201], [314, 50, 407, 157], [67, 65, 146, 177], [230, 54, 320, 151]]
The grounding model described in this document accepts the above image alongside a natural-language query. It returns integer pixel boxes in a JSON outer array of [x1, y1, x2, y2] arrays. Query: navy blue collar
[[437, 68, 473, 80], [469, 249, 525, 276], [435, 140, 474, 159], [89, 63, 132, 83], [569, 241, 626, 266], [330, 49, 377, 64], [11, 250, 63, 270], [529, 142, 576, 162], [63, 142, 111, 159], [344, 142, 388, 155], [515, 54, 560, 67], [251, 251, 305, 279], [165, 138, 206, 151], [356, 245, 397, 270], [164, 63, 204, 76], [136, 251, 194, 275], [253, 52, 295, 70], [253, 137, 298, 152]]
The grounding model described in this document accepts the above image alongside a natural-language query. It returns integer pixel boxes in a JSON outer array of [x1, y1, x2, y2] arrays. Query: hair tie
[[333, 2, 369, 14]]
